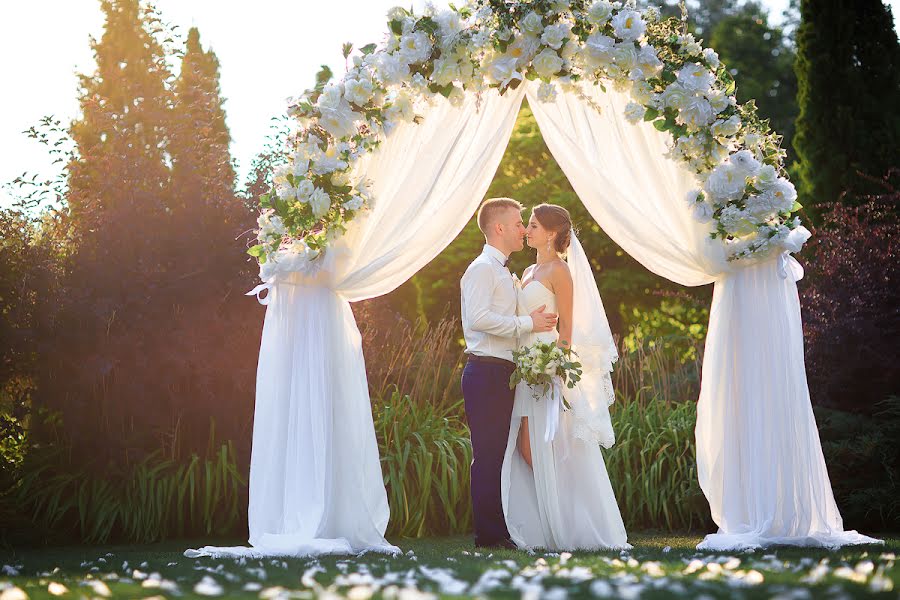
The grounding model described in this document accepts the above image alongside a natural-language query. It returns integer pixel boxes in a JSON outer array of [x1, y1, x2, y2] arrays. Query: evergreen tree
[[170, 27, 236, 217], [793, 0, 900, 210], [67, 0, 174, 254]]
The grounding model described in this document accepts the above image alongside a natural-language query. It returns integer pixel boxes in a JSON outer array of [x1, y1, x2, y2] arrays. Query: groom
[[460, 197, 558, 548]]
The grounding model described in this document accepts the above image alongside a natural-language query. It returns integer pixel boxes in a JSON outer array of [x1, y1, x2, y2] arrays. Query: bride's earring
[[547, 237, 553, 255]]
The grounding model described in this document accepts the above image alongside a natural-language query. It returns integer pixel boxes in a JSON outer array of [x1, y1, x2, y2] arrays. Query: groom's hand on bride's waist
[[530, 305, 558, 333]]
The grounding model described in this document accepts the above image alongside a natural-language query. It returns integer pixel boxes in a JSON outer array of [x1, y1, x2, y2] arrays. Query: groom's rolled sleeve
[[462, 263, 533, 338]]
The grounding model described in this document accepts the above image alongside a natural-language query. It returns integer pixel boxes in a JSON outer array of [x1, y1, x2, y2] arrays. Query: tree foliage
[[793, 0, 900, 210]]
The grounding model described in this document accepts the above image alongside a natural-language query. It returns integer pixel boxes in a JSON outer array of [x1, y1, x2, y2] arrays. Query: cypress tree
[[170, 27, 236, 217], [793, 0, 900, 210], [67, 0, 173, 250]]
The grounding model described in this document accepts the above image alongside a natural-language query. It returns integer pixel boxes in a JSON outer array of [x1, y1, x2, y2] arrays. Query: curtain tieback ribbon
[[777, 252, 804, 282], [246, 278, 275, 305]]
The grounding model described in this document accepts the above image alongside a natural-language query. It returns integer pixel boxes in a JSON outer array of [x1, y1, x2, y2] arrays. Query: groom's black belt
[[465, 354, 515, 367]]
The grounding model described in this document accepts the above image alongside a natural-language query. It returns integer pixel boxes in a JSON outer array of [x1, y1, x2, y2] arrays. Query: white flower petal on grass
[[193, 575, 224, 596], [0, 587, 27, 600], [48, 582, 68, 596]]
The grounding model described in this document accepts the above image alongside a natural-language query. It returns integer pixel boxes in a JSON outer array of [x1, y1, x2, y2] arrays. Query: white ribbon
[[245, 279, 275, 305], [777, 252, 805, 282], [543, 377, 565, 443]]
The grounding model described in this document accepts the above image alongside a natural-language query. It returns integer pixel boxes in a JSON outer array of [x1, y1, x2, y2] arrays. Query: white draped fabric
[[187, 79, 877, 558], [526, 81, 878, 550], [186, 86, 527, 558]]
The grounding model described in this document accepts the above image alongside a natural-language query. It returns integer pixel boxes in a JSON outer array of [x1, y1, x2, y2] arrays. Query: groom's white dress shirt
[[461, 244, 534, 363]]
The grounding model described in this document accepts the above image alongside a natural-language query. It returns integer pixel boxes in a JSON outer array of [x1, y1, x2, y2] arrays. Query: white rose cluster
[[249, 1, 809, 276]]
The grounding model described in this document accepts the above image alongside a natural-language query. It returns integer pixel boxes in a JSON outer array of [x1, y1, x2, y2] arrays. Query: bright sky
[[1, 0, 897, 210]]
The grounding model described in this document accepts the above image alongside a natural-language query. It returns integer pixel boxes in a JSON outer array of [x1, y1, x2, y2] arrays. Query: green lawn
[[1, 534, 896, 598]]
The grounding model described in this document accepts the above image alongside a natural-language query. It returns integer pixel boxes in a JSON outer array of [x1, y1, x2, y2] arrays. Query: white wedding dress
[[501, 278, 630, 551]]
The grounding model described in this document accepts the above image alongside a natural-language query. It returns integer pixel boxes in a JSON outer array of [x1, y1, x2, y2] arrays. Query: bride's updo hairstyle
[[533, 204, 572, 255]]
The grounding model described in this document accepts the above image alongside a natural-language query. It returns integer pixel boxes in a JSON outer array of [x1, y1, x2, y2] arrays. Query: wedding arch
[[228, 0, 875, 556]]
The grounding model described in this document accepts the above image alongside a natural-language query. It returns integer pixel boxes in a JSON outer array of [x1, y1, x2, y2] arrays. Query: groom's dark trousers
[[461, 354, 516, 547]]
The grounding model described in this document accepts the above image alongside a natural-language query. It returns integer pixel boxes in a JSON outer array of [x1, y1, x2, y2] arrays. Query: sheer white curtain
[[526, 79, 878, 550], [185, 87, 526, 559]]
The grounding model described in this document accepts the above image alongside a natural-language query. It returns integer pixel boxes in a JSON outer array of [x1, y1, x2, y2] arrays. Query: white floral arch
[[198, 1, 877, 558]]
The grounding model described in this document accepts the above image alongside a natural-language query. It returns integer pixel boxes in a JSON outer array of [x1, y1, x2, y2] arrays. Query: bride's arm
[[550, 262, 574, 348]]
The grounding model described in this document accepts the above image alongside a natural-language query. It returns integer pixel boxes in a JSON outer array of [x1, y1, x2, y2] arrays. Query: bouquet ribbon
[[543, 377, 565, 442]]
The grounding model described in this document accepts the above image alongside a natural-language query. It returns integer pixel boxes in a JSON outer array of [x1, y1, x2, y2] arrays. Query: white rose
[[704, 163, 746, 202], [761, 178, 797, 212], [316, 83, 344, 111], [783, 225, 811, 253], [611, 42, 638, 71], [342, 195, 364, 211], [677, 33, 701, 56], [312, 144, 349, 174], [309, 187, 331, 219], [587, 0, 614, 25], [660, 82, 690, 110], [387, 6, 407, 21], [623, 101, 646, 124], [611, 9, 645, 42], [470, 28, 492, 50], [637, 44, 662, 74], [447, 85, 466, 107], [755, 164, 778, 189], [677, 96, 714, 130], [385, 90, 416, 122], [692, 201, 714, 223], [677, 134, 706, 157], [676, 62, 715, 92], [711, 115, 742, 139], [398, 31, 432, 64], [521, 11, 544, 35], [375, 52, 410, 86], [434, 9, 463, 38], [488, 54, 523, 87], [584, 33, 616, 69], [703, 47, 720, 68], [718, 205, 756, 236], [532, 48, 564, 79], [630, 80, 654, 105], [507, 34, 541, 66], [729, 149, 760, 175], [536, 81, 558, 102], [706, 89, 730, 114], [291, 154, 310, 178], [343, 78, 374, 106], [431, 56, 461, 86], [275, 184, 296, 201], [541, 22, 570, 50], [295, 179, 314, 201]]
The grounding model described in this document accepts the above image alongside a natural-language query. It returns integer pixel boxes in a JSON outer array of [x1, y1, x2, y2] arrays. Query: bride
[[501, 204, 630, 551]]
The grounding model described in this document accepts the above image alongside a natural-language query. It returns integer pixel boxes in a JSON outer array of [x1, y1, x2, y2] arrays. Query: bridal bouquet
[[509, 341, 583, 406]]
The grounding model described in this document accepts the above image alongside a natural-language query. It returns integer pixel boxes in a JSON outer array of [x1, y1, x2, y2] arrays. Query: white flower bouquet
[[509, 341, 583, 406]]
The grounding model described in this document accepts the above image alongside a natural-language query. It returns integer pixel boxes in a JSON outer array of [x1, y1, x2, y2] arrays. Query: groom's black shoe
[[476, 538, 517, 551]]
